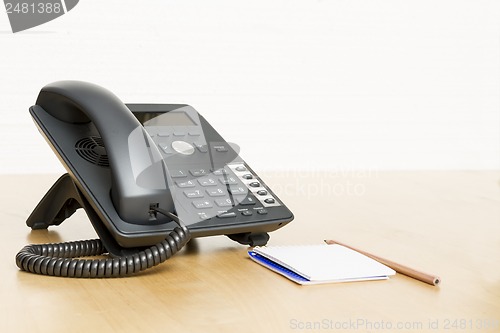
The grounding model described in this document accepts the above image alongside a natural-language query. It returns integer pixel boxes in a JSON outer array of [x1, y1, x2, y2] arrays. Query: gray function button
[[242, 174, 253, 180], [249, 182, 261, 188], [173, 131, 186, 137], [170, 170, 187, 178], [257, 209, 268, 215], [192, 200, 213, 209], [215, 198, 233, 207], [194, 143, 208, 153], [257, 190, 267, 196], [188, 131, 200, 137], [158, 143, 172, 154], [176, 180, 196, 188], [206, 188, 226, 197], [241, 210, 253, 216], [217, 212, 237, 218], [157, 132, 170, 137], [184, 189, 204, 198], [264, 198, 276, 204], [172, 141, 195, 155], [235, 165, 246, 172], [189, 168, 207, 177], [198, 177, 217, 187]]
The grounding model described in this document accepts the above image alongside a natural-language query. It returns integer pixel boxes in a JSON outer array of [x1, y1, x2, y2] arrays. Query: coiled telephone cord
[[15, 209, 190, 278]]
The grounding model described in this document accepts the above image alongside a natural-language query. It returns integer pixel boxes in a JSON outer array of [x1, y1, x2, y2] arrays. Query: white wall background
[[0, 0, 498, 173]]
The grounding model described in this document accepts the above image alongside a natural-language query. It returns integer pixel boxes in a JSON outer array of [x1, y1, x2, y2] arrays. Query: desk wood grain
[[1, 171, 499, 333]]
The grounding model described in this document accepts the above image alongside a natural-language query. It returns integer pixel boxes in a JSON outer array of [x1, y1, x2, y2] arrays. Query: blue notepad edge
[[248, 250, 310, 284]]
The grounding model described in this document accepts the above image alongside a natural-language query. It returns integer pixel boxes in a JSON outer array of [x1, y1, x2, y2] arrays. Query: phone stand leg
[[26, 174, 81, 230], [227, 232, 270, 247], [26, 173, 141, 257]]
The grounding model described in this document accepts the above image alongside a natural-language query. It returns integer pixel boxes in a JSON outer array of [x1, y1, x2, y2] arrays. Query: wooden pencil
[[324, 239, 441, 286]]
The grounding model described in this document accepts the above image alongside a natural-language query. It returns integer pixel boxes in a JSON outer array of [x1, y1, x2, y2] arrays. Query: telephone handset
[[35, 81, 176, 223], [16, 81, 293, 278]]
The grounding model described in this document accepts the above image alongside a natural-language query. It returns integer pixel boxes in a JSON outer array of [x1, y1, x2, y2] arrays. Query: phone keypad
[[144, 125, 281, 225], [171, 163, 281, 224]]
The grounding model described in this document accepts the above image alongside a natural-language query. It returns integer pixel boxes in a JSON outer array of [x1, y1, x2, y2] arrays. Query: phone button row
[[229, 163, 281, 208], [159, 142, 196, 155], [198, 209, 261, 219], [186, 188, 233, 198]]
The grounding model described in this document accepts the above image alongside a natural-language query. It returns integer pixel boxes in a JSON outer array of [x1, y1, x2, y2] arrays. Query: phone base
[[26, 173, 142, 256], [26, 174, 271, 255]]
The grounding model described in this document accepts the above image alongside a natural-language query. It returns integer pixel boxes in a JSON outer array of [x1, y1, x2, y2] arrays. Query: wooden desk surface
[[1, 171, 499, 333]]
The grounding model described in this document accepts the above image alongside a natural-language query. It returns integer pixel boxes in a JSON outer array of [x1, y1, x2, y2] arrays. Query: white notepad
[[249, 244, 395, 285]]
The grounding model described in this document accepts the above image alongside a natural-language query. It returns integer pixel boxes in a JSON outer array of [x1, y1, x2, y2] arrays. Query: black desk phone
[[16, 81, 293, 278]]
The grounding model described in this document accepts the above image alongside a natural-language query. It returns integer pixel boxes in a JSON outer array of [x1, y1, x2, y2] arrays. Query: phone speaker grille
[[75, 136, 110, 167]]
